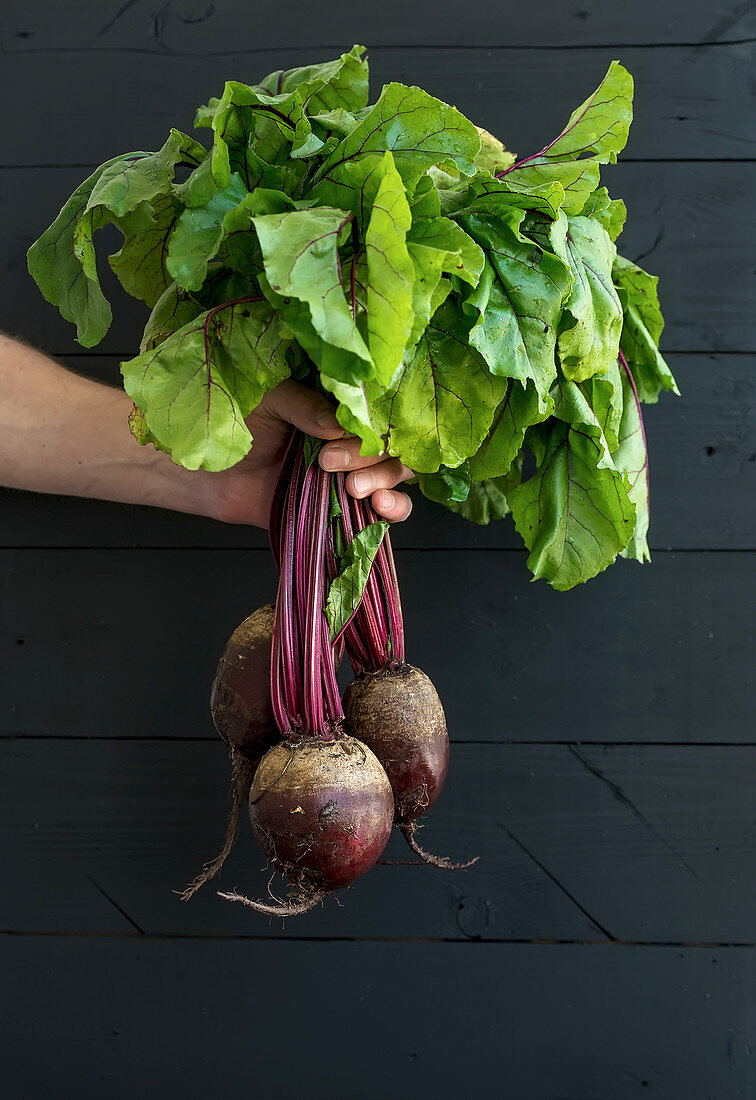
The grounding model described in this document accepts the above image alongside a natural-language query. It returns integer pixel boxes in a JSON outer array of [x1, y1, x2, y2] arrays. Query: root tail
[[399, 823, 479, 871], [179, 750, 255, 901], [218, 887, 326, 917]]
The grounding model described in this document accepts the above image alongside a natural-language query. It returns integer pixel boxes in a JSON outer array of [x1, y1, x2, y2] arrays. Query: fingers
[[260, 380, 345, 440], [371, 489, 413, 522], [349, 457, 414, 523], [320, 435, 396, 473], [344, 457, 414, 500], [260, 383, 414, 522]]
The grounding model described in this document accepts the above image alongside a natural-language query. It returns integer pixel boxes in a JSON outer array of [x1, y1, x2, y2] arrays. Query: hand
[[198, 381, 414, 530]]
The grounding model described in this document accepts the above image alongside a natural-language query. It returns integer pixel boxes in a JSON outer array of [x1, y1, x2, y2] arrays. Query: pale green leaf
[[253, 44, 369, 114], [364, 151, 415, 383], [121, 299, 291, 470], [27, 156, 142, 346], [109, 193, 180, 306], [469, 379, 552, 480], [581, 186, 627, 242], [508, 417, 636, 590], [253, 207, 372, 371], [613, 254, 679, 402], [458, 208, 573, 406], [325, 520, 389, 642], [87, 129, 205, 219], [166, 173, 248, 291], [369, 300, 508, 472], [614, 364, 651, 561], [474, 127, 516, 174], [547, 213, 624, 381]]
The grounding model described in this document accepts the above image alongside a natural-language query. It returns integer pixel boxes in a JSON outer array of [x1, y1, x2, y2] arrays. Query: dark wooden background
[[1, 2, 754, 1096]]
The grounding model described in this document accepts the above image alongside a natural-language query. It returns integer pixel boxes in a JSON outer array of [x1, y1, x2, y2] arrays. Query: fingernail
[[315, 408, 342, 432], [374, 489, 394, 511], [321, 447, 351, 471], [353, 471, 375, 495]]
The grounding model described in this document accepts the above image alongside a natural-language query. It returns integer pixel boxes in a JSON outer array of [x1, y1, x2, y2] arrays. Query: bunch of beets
[[184, 430, 473, 916], [26, 43, 677, 915]]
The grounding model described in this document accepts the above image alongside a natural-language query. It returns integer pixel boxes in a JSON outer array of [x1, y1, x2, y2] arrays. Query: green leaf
[[253, 206, 372, 373], [403, 213, 480, 349], [408, 216, 485, 287], [508, 411, 636, 590], [369, 300, 508, 472], [325, 520, 389, 642], [474, 127, 516, 174], [87, 129, 205, 219], [461, 172, 567, 220], [579, 357, 624, 453], [409, 174, 442, 221], [318, 372, 384, 454], [537, 61, 633, 164], [469, 379, 551, 480], [496, 160, 601, 217], [139, 282, 205, 352], [26, 132, 206, 347], [447, 475, 515, 525], [364, 151, 415, 383], [502, 62, 633, 215], [219, 187, 303, 274], [580, 186, 626, 241], [121, 299, 291, 470], [253, 44, 369, 114], [417, 463, 471, 505], [313, 83, 481, 216], [457, 208, 573, 406], [302, 434, 322, 469], [109, 193, 180, 306], [27, 156, 140, 347], [614, 364, 651, 562], [405, 244, 452, 348], [613, 254, 679, 402], [166, 173, 248, 291], [547, 213, 624, 381]]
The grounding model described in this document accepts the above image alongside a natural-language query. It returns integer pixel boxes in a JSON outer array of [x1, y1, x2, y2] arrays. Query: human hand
[[197, 380, 414, 530]]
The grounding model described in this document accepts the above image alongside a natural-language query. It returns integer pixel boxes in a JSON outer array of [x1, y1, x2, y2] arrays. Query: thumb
[[260, 380, 346, 440]]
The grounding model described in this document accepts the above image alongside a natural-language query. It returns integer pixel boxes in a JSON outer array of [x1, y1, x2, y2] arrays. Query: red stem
[[270, 432, 344, 740]]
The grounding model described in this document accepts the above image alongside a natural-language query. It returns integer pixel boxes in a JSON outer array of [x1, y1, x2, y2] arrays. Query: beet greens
[[28, 45, 677, 591]]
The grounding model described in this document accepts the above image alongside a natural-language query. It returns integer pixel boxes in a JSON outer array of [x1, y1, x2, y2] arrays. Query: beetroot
[[338, 493, 475, 870], [181, 603, 278, 901], [343, 662, 449, 822], [220, 736, 394, 914], [210, 604, 278, 760]]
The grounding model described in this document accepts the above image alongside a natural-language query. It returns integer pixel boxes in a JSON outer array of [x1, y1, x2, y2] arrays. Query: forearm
[[0, 334, 210, 515]]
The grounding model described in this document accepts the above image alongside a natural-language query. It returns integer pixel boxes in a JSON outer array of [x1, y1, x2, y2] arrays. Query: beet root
[[343, 663, 477, 870], [179, 749, 256, 900], [218, 735, 394, 915], [182, 605, 278, 901], [210, 604, 278, 760]]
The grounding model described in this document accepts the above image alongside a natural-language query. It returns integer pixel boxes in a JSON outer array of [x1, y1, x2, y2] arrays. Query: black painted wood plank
[[4, 162, 753, 357], [2, 45, 754, 166], [4, 739, 756, 942], [1, 550, 752, 743], [1, 353, 750, 551], [2, 935, 755, 1099], [3, 0, 754, 49]]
